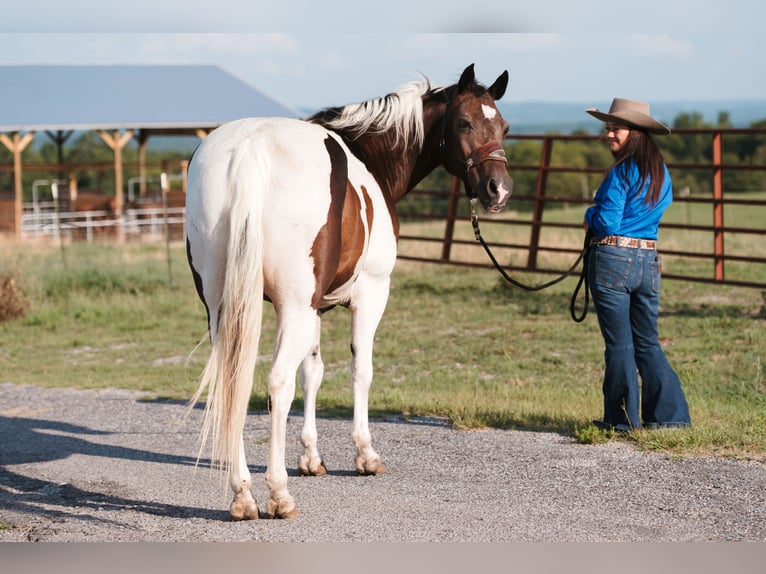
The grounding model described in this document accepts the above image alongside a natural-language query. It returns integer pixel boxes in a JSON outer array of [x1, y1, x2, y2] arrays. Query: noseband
[[437, 94, 508, 181], [461, 140, 507, 173], [439, 132, 507, 202], [440, 135, 507, 175]]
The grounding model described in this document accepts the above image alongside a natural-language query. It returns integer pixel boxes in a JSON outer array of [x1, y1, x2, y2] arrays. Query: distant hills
[[496, 100, 766, 134]]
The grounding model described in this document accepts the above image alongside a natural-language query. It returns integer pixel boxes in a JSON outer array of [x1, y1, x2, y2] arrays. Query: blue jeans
[[587, 244, 691, 430]]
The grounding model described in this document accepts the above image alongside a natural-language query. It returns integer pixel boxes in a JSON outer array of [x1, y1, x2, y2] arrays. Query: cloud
[[625, 34, 694, 60], [397, 33, 561, 55], [137, 34, 297, 59], [487, 33, 561, 51]]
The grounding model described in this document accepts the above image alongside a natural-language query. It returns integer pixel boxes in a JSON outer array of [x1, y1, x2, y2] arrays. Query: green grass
[[1, 234, 764, 462], [0, 242, 207, 396]]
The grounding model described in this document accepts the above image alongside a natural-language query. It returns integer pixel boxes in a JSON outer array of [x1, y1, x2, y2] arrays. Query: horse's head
[[440, 64, 513, 213]]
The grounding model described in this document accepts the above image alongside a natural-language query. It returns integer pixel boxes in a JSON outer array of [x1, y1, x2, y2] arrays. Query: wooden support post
[[98, 129, 134, 217], [0, 131, 36, 239], [44, 130, 73, 180]]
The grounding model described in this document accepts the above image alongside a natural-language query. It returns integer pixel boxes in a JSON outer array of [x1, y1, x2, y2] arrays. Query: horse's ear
[[457, 64, 476, 93], [488, 71, 509, 101]]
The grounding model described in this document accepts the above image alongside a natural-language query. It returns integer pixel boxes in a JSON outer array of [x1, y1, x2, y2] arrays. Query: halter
[[437, 92, 508, 189], [451, 140, 508, 174], [439, 133, 508, 180]]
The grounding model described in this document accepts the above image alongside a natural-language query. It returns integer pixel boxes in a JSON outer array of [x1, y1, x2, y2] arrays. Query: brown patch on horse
[[310, 137, 347, 308], [325, 182, 369, 294], [310, 136, 369, 307]]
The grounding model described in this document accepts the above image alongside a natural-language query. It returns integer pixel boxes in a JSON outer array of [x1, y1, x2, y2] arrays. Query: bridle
[[436, 92, 508, 196], [434, 89, 590, 322], [440, 139, 508, 176]]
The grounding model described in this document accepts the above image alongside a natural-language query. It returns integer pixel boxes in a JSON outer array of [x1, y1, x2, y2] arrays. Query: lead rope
[[469, 199, 591, 322]]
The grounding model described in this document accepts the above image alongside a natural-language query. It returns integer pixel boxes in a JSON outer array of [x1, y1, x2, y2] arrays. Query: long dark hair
[[610, 129, 667, 205]]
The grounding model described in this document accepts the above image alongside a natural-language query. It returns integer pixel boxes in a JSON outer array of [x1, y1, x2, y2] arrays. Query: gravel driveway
[[1, 382, 764, 542]]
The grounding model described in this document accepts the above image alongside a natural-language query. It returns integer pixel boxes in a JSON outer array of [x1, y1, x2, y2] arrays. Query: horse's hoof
[[298, 456, 327, 476], [265, 497, 298, 519], [229, 499, 260, 521], [355, 456, 385, 476]]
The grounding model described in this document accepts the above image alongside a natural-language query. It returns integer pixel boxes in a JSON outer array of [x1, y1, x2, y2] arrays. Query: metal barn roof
[[0, 64, 301, 132]]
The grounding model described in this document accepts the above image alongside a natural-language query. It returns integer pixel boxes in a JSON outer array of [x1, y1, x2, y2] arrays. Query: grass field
[[1, 214, 764, 462]]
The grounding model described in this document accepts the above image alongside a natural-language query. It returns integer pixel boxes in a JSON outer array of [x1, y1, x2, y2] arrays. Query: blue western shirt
[[584, 159, 673, 240]]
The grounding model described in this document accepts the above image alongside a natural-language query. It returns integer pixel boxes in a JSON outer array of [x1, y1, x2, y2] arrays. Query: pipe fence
[[397, 128, 766, 290]]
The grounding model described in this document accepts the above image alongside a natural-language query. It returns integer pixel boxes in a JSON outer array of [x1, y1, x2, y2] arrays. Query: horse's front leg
[[298, 315, 327, 476], [349, 277, 390, 475]]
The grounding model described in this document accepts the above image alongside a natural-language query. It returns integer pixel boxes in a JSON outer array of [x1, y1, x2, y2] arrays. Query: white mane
[[316, 78, 435, 148]]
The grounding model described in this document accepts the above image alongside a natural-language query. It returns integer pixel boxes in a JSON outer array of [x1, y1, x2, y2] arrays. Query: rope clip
[[469, 198, 480, 240]]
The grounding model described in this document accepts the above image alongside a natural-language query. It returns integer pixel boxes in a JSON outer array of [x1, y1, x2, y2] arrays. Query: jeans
[[587, 244, 691, 430]]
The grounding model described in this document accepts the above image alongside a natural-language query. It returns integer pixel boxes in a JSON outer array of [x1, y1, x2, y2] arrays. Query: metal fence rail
[[8, 129, 766, 290], [397, 128, 766, 290], [21, 206, 186, 242]]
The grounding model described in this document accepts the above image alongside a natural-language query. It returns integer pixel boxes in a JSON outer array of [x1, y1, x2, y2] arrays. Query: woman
[[584, 98, 691, 431]]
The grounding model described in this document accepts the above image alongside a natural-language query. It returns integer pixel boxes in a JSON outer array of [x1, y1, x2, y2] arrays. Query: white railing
[[21, 206, 186, 242]]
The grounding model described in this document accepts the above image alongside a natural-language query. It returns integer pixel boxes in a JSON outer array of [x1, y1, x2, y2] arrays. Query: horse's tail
[[190, 145, 267, 484]]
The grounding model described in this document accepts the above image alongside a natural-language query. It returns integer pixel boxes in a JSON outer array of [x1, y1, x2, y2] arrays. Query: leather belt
[[593, 235, 656, 250]]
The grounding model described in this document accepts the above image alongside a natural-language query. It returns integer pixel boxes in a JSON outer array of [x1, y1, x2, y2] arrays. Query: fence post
[[161, 170, 173, 288], [441, 176, 462, 262], [712, 131, 725, 281], [527, 136, 553, 270]]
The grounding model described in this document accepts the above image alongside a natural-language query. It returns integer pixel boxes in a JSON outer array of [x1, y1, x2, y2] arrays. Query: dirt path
[[1, 383, 765, 542]]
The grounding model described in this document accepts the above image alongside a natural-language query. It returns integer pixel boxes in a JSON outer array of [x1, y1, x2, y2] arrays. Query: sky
[[0, 0, 762, 112]]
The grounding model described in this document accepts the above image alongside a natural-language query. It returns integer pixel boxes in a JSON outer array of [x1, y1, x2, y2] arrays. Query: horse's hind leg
[[264, 307, 318, 518], [298, 314, 327, 476], [188, 236, 259, 520], [229, 440, 259, 520], [349, 276, 390, 475]]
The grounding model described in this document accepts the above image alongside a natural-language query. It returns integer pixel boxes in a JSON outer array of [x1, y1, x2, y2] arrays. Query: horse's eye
[[458, 119, 472, 132]]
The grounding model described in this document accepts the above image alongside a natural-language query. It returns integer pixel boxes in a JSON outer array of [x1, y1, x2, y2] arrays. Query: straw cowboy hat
[[586, 98, 670, 135]]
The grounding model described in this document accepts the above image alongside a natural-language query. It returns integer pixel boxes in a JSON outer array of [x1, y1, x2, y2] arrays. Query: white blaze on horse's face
[[481, 104, 497, 121], [493, 176, 512, 210], [447, 94, 513, 214]]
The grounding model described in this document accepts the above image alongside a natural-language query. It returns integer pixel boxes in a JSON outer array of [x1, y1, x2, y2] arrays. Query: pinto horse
[[185, 64, 513, 520]]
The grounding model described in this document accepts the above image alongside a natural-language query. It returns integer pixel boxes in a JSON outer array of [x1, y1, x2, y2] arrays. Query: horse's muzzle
[[484, 175, 513, 213]]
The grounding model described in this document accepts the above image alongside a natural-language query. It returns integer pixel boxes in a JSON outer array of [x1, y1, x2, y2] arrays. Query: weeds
[[0, 274, 26, 321]]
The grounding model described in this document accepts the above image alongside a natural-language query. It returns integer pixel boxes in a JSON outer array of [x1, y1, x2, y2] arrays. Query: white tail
[[190, 147, 267, 484]]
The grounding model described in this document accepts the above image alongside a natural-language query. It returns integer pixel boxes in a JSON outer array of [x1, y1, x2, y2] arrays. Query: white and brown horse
[[185, 64, 513, 520]]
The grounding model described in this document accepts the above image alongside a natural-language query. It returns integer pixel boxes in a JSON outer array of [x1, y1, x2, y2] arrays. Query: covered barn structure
[[0, 65, 301, 238]]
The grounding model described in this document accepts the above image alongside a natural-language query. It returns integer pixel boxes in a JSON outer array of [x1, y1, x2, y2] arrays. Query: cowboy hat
[[586, 98, 670, 135]]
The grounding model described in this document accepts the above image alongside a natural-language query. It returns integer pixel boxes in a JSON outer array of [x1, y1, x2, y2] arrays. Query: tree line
[[2, 110, 765, 206], [406, 110, 766, 215]]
